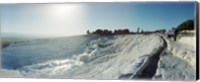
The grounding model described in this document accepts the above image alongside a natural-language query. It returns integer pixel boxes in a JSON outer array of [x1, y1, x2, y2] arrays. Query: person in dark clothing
[[175, 28, 178, 40], [172, 28, 178, 41]]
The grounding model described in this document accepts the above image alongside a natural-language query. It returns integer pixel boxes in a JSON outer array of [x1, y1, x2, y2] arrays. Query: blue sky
[[0, 2, 195, 37]]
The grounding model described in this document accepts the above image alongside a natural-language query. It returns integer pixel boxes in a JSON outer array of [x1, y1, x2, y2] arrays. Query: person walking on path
[[172, 28, 178, 41]]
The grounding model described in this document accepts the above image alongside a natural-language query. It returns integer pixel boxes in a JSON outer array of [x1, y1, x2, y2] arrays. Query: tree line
[[87, 29, 130, 35], [177, 19, 194, 32], [86, 19, 194, 35]]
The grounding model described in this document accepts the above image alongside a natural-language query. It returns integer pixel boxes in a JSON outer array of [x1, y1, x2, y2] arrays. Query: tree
[[137, 27, 140, 33], [177, 19, 194, 32], [141, 29, 144, 33], [93, 29, 103, 34], [124, 29, 130, 34], [87, 30, 90, 34]]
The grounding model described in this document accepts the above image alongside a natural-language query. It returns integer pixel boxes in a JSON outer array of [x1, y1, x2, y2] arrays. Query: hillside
[[0, 34, 196, 80]]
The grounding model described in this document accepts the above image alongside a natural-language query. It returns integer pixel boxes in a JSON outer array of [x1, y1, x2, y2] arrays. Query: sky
[[0, 2, 196, 37]]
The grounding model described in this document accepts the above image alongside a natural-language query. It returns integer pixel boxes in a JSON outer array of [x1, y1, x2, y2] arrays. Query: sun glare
[[44, 4, 85, 37], [49, 4, 80, 18]]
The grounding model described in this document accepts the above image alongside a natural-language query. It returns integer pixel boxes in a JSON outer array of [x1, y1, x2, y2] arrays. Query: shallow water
[[2, 35, 100, 70]]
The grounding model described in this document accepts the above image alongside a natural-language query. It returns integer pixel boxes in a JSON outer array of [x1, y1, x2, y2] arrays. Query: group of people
[[168, 28, 178, 41]]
